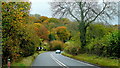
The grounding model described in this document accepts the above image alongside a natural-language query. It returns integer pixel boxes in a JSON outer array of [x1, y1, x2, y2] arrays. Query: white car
[[55, 50, 61, 54]]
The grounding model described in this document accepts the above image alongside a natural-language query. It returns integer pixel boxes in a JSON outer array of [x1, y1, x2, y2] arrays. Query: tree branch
[[78, 2, 85, 22], [67, 7, 80, 22], [85, 3, 107, 28], [84, 7, 90, 17]]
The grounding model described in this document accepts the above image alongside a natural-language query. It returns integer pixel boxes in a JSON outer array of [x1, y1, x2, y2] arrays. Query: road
[[32, 52, 99, 68]]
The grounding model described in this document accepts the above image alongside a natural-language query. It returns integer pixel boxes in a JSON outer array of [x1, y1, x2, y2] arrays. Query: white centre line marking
[[50, 54, 69, 68]]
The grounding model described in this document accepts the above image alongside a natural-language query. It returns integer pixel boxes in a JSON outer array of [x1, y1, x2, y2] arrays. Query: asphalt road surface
[[32, 52, 99, 68]]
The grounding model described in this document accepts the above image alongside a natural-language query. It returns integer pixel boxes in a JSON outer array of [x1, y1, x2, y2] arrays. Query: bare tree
[[50, 1, 118, 47]]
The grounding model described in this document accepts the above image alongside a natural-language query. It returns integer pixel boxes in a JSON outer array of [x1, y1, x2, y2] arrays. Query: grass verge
[[62, 52, 119, 68], [11, 51, 46, 66]]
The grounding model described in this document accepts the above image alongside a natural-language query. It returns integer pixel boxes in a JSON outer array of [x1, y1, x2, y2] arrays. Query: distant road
[[32, 52, 99, 68]]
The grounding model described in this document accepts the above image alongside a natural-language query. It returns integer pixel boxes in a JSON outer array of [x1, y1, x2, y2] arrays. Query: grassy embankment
[[62, 52, 119, 68], [11, 51, 46, 66]]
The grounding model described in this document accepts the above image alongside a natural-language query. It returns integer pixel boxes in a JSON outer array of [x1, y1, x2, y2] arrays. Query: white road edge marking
[[50, 54, 69, 68]]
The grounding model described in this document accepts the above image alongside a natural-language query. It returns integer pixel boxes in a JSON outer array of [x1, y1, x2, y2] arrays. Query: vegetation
[[51, 2, 117, 48], [62, 52, 119, 68], [11, 51, 46, 66], [2, 51, 46, 68], [2, 1, 119, 67], [50, 40, 64, 51], [52, 26, 71, 42], [85, 30, 119, 57], [2, 2, 37, 65], [64, 41, 81, 55]]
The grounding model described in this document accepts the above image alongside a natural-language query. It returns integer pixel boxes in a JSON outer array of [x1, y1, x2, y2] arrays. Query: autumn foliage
[[34, 23, 50, 40], [52, 26, 71, 42], [2, 1, 119, 66], [35, 16, 48, 23], [2, 2, 40, 64], [50, 40, 64, 50]]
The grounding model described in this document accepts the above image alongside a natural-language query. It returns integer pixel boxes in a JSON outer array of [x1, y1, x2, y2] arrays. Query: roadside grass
[[62, 52, 119, 68], [11, 51, 46, 66]]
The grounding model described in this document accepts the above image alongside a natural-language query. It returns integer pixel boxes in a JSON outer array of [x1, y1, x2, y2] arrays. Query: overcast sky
[[30, 0, 52, 17], [29, 0, 118, 25]]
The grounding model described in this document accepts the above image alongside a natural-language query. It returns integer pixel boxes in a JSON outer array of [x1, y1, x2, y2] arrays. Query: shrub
[[86, 24, 111, 43], [105, 30, 119, 57], [17, 24, 40, 57], [64, 41, 81, 55], [85, 30, 119, 58], [85, 38, 108, 56], [41, 41, 50, 51], [50, 40, 64, 50]]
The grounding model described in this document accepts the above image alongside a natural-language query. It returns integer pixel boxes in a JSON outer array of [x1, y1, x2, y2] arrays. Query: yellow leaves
[[51, 26, 71, 42], [19, 20, 23, 23], [43, 20, 49, 23], [20, 8, 24, 10], [10, 6, 12, 8], [13, 21, 17, 23], [35, 16, 49, 23], [34, 23, 42, 25], [48, 31, 50, 35], [2, 2, 34, 63], [34, 23, 43, 28], [33, 23, 49, 40], [19, 12, 24, 16]]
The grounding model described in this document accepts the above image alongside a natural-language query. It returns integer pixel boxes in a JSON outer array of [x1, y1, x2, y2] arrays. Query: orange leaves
[[43, 19, 49, 23], [54, 26, 67, 34], [55, 26, 66, 30], [34, 27, 39, 31], [35, 16, 49, 23], [39, 16, 48, 21], [2, 2, 32, 63], [50, 40, 64, 50], [51, 26, 71, 42], [34, 23, 49, 40]]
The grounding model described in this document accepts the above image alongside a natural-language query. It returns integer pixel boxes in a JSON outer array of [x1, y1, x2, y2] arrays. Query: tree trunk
[[79, 22, 87, 48]]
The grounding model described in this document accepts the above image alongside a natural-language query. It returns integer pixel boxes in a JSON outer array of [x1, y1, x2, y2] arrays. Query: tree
[[60, 18, 71, 25], [17, 24, 40, 57], [34, 23, 50, 40], [50, 40, 64, 50], [2, 2, 38, 64], [35, 16, 48, 23], [86, 23, 112, 43], [30, 14, 41, 19], [29, 14, 41, 23], [52, 26, 71, 42], [51, 1, 117, 48], [43, 18, 63, 30]]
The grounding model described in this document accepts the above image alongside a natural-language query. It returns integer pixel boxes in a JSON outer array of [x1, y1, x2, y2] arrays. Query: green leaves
[[86, 30, 119, 57], [2, 2, 36, 64], [52, 26, 71, 42], [64, 41, 81, 55]]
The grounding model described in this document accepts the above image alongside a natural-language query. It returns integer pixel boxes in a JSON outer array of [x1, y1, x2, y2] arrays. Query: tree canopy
[[51, 1, 117, 47]]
